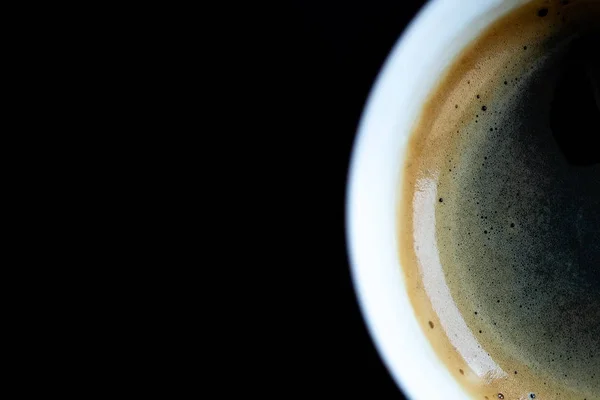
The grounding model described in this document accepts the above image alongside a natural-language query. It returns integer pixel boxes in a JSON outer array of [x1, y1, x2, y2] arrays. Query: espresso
[[400, 1, 600, 399]]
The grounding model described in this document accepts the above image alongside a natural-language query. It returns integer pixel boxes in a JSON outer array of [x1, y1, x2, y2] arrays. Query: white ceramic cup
[[346, 0, 529, 399]]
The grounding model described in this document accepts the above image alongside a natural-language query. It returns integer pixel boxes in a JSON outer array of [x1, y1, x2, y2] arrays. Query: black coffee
[[400, 1, 600, 399]]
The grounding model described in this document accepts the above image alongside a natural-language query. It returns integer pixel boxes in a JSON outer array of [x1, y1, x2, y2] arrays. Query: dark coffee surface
[[400, 0, 600, 398], [436, 28, 600, 394]]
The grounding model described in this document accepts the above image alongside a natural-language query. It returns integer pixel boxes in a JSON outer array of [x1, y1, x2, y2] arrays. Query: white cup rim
[[345, 0, 521, 398]]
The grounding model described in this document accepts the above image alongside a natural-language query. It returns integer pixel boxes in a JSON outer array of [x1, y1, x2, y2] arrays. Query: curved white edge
[[345, 0, 521, 399]]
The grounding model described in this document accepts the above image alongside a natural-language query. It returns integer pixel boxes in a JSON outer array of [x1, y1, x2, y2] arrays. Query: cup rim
[[345, 0, 515, 398]]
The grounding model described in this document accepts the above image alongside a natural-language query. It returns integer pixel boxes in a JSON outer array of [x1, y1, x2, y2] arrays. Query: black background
[[289, 1, 427, 398]]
